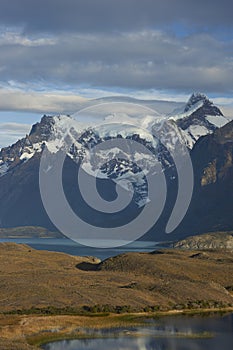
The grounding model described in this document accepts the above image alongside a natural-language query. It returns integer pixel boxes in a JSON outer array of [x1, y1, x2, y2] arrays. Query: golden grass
[[0, 244, 233, 314], [0, 243, 233, 348], [0, 308, 232, 348]]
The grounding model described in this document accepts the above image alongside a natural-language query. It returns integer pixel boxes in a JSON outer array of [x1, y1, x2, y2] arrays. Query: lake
[[0, 237, 161, 260], [42, 313, 233, 350]]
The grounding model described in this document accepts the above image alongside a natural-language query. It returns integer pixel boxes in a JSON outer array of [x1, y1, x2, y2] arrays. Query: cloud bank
[[0, 0, 232, 33], [0, 30, 232, 94], [0, 0, 232, 114]]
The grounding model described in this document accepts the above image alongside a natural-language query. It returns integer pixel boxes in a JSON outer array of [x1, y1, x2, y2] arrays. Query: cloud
[[0, 30, 232, 94], [0, 88, 87, 114], [0, 31, 56, 47], [0, 122, 31, 148], [0, 0, 232, 113], [0, 0, 232, 34]]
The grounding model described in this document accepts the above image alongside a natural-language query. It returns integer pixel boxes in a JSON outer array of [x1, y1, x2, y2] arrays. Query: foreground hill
[[0, 243, 233, 349], [0, 243, 233, 313]]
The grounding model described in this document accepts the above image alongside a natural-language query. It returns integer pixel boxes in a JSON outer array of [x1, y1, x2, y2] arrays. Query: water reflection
[[42, 314, 233, 350], [44, 337, 203, 350]]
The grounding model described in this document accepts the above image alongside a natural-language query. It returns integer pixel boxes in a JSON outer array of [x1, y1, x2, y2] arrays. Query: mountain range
[[0, 93, 232, 242]]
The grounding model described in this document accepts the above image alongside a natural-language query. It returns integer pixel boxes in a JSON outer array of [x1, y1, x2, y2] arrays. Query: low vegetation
[[0, 242, 233, 348]]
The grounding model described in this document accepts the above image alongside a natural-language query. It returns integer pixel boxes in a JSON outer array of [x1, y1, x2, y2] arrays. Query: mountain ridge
[[0, 93, 232, 241], [0, 93, 228, 177]]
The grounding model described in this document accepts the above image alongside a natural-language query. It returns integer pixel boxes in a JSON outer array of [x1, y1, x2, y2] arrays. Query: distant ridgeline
[[173, 232, 233, 251], [0, 226, 63, 238]]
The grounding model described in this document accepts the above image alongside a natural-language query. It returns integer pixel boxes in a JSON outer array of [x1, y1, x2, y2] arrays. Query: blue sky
[[0, 0, 233, 147], [0, 112, 41, 124]]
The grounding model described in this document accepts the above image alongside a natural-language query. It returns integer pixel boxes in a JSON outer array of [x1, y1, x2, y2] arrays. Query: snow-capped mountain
[[168, 93, 229, 148], [0, 93, 232, 239], [1, 93, 226, 167], [0, 93, 229, 206]]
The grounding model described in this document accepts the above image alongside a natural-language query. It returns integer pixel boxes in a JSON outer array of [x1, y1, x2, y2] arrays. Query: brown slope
[[0, 243, 233, 313]]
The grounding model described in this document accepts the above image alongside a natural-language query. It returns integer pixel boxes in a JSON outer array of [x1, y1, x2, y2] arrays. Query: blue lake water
[[0, 237, 160, 260], [42, 313, 233, 350]]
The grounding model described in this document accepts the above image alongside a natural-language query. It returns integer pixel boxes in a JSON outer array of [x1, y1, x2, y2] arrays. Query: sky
[[0, 0, 233, 147]]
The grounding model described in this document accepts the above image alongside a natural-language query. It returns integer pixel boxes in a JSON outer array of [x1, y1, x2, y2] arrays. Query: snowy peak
[[0, 115, 73, 176], [168, 93, 228, 149], [184, 92, 223, 116], [0, 93, 230, 180], [29, 115, 55, 143], [184, 93, 208, 112]]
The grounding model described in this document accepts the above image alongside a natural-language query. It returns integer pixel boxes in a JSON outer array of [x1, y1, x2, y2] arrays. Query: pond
[[42, 313, 233, 350]]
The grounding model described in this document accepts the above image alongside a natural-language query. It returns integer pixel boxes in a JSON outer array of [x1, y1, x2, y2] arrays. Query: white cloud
[[0, 31, 57, 47], [0, 122, 31, 148], [0, 88, 87, 114]]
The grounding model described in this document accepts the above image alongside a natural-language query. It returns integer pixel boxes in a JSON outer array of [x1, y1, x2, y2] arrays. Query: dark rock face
[[191, 120, 233, 186], [29, 115, 55, 143], [0, 154, 52, 228], [0, 115, 57, 228], [176, 120, 233, 236]]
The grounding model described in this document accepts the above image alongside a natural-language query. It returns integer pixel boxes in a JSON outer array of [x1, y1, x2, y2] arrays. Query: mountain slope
[[0, 94, 232, 241], [180, 119, 233, 235]]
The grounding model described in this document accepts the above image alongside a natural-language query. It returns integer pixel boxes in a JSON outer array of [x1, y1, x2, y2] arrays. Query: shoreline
[[1, 307, 233, 349], [1, 243, 233, 348]]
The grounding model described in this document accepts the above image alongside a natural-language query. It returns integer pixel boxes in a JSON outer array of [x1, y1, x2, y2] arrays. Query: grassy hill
[[0, 243, 233, 348], [0, 243, 232, 313]]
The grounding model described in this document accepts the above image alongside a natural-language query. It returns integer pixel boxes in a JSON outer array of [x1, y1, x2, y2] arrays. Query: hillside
[[0, 243, 232, 314], [0, 243, 233, 349]]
